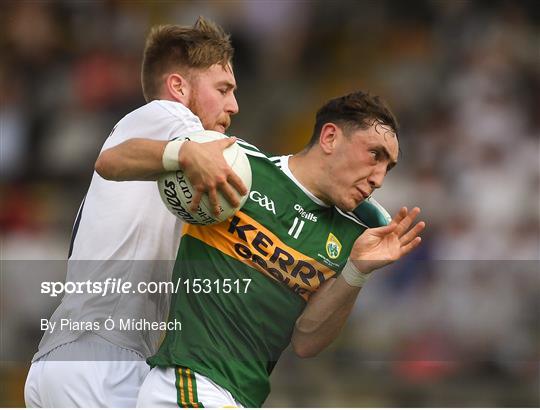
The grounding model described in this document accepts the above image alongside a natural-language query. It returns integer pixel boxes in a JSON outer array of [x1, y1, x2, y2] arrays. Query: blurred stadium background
[[1, 0, 539, 407]]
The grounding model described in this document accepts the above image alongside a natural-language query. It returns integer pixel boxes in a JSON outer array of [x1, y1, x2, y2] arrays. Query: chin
[[339, 202, 357, 212], [345, 198, 365, 212]]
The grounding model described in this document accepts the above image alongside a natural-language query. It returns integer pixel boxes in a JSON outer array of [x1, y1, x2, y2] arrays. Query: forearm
[[95, 139, 168, 181], [292, 275, 362, 358], [292, 207, 425, 359]]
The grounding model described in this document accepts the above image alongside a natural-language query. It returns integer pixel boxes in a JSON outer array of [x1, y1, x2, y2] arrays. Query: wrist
[[340, 259, 371, 287], [162, 140, 186, 171]]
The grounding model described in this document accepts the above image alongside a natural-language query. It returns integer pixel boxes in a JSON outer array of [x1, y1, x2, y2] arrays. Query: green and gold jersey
[[149, 140, 376, 407]]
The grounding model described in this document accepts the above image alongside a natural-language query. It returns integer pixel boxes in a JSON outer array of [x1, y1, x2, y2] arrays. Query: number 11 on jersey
[[288, 217, 305, 239]]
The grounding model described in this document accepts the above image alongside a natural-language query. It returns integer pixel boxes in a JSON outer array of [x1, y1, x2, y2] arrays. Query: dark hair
[[141, 17, 234, 102], [308, 91, 398, 146]]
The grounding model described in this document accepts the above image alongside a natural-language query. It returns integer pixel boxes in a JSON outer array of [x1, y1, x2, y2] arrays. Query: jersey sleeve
[[101, 101, 204, 151], [352, 197, 392, 228]]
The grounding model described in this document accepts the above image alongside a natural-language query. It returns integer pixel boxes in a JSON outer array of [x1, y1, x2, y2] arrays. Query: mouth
[[216, 118, 230, 133], [214, 122, 230, 133], [355, 187, 370, 201]]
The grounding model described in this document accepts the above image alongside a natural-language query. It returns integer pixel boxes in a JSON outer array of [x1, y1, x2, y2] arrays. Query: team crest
[[325, 233, 342, 259]]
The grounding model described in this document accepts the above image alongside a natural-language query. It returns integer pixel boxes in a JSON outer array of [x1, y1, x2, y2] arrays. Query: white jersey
[[33, 100, 203, 361]]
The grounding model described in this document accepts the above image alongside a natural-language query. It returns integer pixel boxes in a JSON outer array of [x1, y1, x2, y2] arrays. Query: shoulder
[[152, 100, 200, 123], [333, 197, 391, 229], [352, 197, 392, 228], [334, 207, 370, 229], [235, 138, 267, 157], [103, 101, 203, 148], [235, 141, 293, 181], [118, 101, 201, 132]]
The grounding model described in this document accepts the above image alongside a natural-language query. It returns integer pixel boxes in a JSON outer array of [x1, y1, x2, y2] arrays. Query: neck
[[288, 150, 331, 205]]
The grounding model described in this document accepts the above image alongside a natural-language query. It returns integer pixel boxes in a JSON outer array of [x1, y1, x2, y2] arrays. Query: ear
[[318, 123, 340, 154], [165, 73, 190, 104]]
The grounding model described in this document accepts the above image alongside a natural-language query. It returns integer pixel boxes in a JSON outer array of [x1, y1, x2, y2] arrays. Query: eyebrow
[[374, 145, 398, 172], [216, 80, 237, 91]]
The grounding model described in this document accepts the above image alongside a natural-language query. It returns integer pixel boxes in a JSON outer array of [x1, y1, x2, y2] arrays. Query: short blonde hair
[[141, 17, 234, 102]]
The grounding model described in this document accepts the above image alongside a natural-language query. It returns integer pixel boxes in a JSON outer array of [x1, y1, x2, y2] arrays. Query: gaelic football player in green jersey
[[138, 91, 425, 407]]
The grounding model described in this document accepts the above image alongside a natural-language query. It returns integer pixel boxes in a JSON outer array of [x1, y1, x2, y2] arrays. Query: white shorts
[[25, 333, 149, 407], [137, 366, 244, 408]]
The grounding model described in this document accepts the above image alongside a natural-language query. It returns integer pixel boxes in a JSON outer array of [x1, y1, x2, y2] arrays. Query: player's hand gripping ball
[[157, 130, 252, 225]]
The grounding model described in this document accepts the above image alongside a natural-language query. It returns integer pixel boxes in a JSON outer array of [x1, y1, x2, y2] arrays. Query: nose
[[367, 163, 386, 190], [226, 93, 239, 115]]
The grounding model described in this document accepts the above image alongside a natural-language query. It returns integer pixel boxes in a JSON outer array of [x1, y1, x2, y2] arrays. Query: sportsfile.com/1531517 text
[[40, 278, 252, 297]]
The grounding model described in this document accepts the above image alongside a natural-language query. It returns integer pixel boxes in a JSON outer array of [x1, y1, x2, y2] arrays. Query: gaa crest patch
[[326, 233, 342, 259]]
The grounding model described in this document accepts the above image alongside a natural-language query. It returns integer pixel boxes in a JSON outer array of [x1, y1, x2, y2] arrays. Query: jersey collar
[[279, 155, 329, 207]]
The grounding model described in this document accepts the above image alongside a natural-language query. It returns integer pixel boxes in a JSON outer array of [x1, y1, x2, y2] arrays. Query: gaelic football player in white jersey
[[24, 17, 246, 407]]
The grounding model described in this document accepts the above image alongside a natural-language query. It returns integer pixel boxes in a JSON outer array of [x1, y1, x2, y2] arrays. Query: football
[[157, 130, 252, 225]]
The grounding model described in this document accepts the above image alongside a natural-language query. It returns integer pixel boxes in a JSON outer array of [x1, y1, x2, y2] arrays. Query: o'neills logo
[[294, 204, 318, 222], [162, 172, 216, 225]]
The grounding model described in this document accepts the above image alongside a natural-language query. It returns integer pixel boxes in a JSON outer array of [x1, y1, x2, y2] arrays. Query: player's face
[[187, 63, 238, 133], [328, 123, 398, 212]]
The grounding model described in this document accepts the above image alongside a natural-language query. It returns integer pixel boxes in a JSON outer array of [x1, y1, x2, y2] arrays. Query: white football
[[157, 130, 252, 225]]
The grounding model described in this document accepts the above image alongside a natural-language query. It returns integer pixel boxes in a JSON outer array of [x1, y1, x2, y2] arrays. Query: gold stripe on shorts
[[175, 366, 203, 408]]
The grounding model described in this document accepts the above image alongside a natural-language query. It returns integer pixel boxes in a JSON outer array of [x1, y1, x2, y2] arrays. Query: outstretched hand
[[350, 207, 425, 274], [178, 137, 248, 215]]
